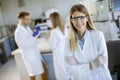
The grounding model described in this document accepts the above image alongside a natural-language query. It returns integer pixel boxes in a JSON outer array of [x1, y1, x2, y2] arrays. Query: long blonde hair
[[69, 4, 96, 52], [50, 12, 65, 34]]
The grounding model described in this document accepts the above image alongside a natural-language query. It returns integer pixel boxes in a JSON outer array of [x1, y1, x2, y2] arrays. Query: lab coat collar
[[18, 24, 24, 27], [76, 29, 89, 53], [18, 24, 32, 34], [18, 24, 28, 28], [76, 29, 89, 42]]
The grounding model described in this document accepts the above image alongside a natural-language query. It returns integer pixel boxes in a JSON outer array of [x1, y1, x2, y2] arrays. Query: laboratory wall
[[0, 0, 84, 26], [0, 0, 119, 41]]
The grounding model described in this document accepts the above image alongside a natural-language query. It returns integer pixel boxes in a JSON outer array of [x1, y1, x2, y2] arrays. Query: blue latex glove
[[32, 23, 41, 37]]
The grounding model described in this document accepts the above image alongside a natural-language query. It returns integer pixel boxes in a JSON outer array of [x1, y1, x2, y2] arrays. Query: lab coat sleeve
[[16, 30, 45, 61], [16, 30, 36, 50], [66, 63, 89, 77], [91, 31, 108, 69], [48, 30, 58, 49], [64, 39, 90, 76]]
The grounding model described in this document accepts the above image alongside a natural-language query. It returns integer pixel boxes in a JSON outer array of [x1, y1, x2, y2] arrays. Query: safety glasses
[[71, 16, 86, 22]]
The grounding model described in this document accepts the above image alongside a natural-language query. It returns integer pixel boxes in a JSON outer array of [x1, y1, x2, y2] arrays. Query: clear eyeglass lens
[[71, 16, 86, 22]]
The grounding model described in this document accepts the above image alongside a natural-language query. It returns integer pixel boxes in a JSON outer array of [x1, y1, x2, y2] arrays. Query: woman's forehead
[[72, 11, 85, 17]]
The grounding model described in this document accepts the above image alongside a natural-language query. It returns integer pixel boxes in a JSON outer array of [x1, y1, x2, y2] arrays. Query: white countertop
[[12, 38, 52, 55]]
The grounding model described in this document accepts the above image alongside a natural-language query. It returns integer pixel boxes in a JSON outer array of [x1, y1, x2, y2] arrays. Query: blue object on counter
[[32, 23, 41, 37]]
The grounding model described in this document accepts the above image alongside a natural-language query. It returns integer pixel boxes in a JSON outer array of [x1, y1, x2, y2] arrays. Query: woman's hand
[[89, 55, 107, 70], [91, 55, 108, 68], [65, 57, 78, 65], [95, 55, 107, 65], [89, 63, 93, 70]]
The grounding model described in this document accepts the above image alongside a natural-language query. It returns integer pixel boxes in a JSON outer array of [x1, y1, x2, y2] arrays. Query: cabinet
[[0, 37, 12, 64]]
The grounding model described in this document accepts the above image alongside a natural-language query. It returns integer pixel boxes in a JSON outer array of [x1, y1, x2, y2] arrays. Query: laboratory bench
[[12, 38, 56, 80]]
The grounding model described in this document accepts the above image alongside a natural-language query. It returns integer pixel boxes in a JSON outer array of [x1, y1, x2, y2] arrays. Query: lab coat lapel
[[18, 24, 32, 36], [76, 43, 84, 57], [76, 29, 89, 56], [26, 27, 33, 35], [82, 30, 89, 53]]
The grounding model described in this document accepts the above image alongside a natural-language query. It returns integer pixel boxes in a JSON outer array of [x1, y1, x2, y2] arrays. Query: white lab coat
[[64, 29, 112, 80], [15, 24, 43, 76], [48, 27, 71, 80]]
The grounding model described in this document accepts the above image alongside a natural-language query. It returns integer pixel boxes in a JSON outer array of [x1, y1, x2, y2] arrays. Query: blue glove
[[32, 24, 41, 37]]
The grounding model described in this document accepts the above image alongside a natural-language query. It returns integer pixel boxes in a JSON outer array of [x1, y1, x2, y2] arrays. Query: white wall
[[0, 0, 84, 26]]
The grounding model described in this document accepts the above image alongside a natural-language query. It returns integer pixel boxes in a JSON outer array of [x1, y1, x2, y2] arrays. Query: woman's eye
[[80, 16, 85, 19], [74, 18, 78, 20]]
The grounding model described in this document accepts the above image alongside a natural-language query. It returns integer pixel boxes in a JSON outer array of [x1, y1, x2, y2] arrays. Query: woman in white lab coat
[[15, 12, 44, 80], [64, 4, 112, 80], [46, 12, 71, 80]]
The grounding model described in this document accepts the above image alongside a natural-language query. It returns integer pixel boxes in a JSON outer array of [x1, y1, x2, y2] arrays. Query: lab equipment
[[95, 0, 109, 21], [45, 8, 58, 28]]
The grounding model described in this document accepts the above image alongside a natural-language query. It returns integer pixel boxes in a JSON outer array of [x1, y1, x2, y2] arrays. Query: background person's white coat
[[64, 30, 112, 80], [14, 24, 44, 76], [48, 27, 71, 80]]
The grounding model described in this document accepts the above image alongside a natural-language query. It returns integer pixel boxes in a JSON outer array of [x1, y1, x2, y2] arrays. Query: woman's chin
[[77, 27, 84, 31]]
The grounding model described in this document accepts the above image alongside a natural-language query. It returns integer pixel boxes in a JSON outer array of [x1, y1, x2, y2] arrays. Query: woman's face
[[71, 11, 88, 32]]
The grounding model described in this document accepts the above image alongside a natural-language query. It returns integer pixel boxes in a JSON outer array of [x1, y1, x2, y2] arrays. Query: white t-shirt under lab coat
[[64, 29, 112, 80], [48, 27, 71, 80]]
